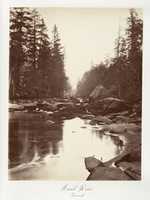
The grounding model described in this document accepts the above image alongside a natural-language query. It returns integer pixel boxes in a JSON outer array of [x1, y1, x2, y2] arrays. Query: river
[[9, 112, 125, 180]]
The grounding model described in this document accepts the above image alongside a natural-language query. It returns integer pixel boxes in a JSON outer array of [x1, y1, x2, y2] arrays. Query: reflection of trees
[[91, 128, 104, 139], [49, 140, 60, 155], [9, 117, 63, 168], [9, 119, 35, 167], [110, 135, 124, 155], [9, 120, 24, 167], [43, 124, 63, 155]]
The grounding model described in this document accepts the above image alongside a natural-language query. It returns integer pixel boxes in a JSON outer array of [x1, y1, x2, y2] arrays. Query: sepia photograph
[[8, 7, 142, 181]]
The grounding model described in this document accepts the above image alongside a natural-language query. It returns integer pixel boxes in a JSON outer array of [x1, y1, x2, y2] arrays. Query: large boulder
[[90, 85, 109, 99], [90, 85, 117, 100], [87, 166, 131, 180], [85, 156, 104, 172], [88, 97, 130, 115]]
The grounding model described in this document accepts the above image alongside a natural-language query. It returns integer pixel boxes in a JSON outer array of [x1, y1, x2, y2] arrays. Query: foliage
[[76, 9, 143, 103], [9, 8, 67, 100]]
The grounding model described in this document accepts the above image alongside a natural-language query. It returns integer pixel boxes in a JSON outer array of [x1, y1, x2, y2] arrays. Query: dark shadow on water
[[9, 113, 63, 168]]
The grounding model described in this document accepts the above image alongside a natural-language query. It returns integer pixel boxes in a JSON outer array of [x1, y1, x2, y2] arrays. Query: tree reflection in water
[[9, 115, 126, 180], [9, 113, 63, 168]]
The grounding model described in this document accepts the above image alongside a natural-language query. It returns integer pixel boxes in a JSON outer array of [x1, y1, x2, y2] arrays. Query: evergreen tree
[[51, 25, 65, 97], [37, 19, 53, 98], [9, 7, 32, 100], [76, 9, 143, 103], [25, 10, 53, 99], [125, 9, 143, 101], [9, 8, 67, 100]]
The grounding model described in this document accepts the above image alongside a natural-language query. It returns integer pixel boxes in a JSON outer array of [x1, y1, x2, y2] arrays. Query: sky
[[37, 8, 141, 89]]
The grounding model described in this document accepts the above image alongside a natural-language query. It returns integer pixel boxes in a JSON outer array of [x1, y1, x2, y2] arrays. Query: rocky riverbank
[[85, 125, 141, 180], [9, 97, 141, 180]]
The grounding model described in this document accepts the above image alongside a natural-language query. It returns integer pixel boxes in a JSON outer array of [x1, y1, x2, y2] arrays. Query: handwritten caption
[[61, 183, 93, 197]]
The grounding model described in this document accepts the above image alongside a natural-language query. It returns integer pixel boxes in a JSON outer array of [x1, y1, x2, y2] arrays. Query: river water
[[9, 112, 125, 180]]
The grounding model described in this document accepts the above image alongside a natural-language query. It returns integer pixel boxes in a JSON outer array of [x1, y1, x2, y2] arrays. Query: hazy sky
[[37, 8, 140, 89]]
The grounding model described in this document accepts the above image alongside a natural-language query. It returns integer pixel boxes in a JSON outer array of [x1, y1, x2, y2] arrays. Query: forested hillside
[[76, 9, 142, 103], [9, 8, 69, 100]]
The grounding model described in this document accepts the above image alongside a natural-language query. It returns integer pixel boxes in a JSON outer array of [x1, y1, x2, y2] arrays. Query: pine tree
[[24, 9, 44, 98], [18, 9, 53, 99], [37, 19, 53, 98], [51, 25, 65, 97], [124, 9, 143, 101], [10, 8, 68, 100], [9, 7, 32, 100]]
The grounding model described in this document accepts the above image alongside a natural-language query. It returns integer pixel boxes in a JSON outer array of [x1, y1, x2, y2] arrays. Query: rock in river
[[88, 97, 130, 115], [90, 115, 112, 124], [85, 156, 104, 172], [87, 166, 131, 180]]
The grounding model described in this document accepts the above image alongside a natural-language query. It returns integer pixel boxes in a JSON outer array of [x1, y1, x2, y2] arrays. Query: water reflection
[[9, 114, 125, 180], [110, 135, 124, 155], [9, 113, 63, 168]]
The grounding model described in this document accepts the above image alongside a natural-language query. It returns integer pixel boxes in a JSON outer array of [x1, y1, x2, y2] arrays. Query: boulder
[[115, 150, 141, 163], [90, 115, 112, 125], [85, 156, 104, 172], [22, 102, 38, 111], [53, 109, 75, 119], [88, 97, 130, 115], [90, 85, 117, 100], [107, 111, 129, 119], [114, 155, 141, 180], [9, 103, 25, 111], [90, 85, 109, 99], [87, 166, 131, 180], [80, 114, 95, 120], [37, 101, 57, 111], [100, 123, 141, 134], [113, 115, 129, 123]]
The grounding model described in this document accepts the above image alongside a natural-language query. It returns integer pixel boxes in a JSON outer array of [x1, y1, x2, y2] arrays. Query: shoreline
[[86, 124, 141, 180]]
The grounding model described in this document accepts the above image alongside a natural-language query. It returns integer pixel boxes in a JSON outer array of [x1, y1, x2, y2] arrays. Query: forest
[[9, 8, 69, 100], [9, 8, 142, 104], [76, 9, 142, 104]]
